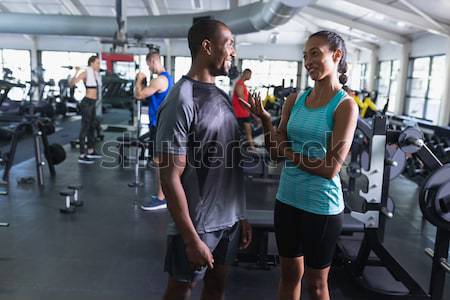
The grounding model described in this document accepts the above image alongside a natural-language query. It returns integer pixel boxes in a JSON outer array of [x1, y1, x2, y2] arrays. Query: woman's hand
[[275, 130, 289, 157], [238, 92, 271, 123]]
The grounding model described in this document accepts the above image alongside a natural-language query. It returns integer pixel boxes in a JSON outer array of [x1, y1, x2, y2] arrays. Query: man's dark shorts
[[164, 221, 240, 283], [237, 117, 252, 128]]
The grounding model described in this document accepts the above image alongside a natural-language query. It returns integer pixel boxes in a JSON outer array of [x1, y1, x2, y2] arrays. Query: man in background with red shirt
[[232, 68, 255, 149]]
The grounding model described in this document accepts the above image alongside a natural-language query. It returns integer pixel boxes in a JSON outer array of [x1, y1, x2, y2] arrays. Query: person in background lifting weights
[[241, 31, 358, 300], [135, 51, 174, 211], [69, 55, 102, 164]]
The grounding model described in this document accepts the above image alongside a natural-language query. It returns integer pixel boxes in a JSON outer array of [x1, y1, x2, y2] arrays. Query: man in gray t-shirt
[[157, 20, 252, 300]]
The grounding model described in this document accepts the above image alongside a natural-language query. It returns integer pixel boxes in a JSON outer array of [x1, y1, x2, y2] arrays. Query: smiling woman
[[240, 30, 358, 300]]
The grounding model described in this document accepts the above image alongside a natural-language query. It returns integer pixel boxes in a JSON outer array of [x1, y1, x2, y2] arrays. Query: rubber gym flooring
[[0, 109, 449, 299]]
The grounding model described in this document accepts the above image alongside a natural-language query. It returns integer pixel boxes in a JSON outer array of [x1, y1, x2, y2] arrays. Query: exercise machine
[[339, 115, 449, 300]]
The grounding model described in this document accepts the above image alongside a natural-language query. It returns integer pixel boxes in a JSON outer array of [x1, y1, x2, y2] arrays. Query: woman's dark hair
[[87, 55, 99, 66], [309, 31, 348, 88]]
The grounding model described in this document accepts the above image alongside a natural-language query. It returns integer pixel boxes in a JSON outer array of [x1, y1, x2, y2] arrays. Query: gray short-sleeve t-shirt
[[156, 76, 245, 234]]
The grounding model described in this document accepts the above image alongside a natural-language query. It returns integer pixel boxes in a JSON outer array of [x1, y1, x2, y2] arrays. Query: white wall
[[0, 34, 34, 50], [236, 44, 302, 61], [410, 33, 448, 57], [378, 34, 448, 61], [378, 43, 402, 61], [357, 49, 372, 64]]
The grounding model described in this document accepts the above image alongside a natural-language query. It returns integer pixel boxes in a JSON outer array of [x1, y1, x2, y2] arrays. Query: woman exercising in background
[[70, 55, 102, 164]]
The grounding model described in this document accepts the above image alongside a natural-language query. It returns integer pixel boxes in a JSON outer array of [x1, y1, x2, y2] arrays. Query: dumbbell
[[60, 190, 75, 214], [68, 184, 83, 207]]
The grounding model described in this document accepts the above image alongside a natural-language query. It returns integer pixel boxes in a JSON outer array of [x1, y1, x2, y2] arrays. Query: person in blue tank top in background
[[135, 51, 174, 211], [240, 31, 358, 300]]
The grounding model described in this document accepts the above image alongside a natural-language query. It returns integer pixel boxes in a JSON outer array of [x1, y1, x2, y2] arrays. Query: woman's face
[[303, 36, 341, 82], [91, 58, 101, 71]]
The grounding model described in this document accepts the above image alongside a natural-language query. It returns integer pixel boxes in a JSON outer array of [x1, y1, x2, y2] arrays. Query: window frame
[[405, 54, 445, 122]]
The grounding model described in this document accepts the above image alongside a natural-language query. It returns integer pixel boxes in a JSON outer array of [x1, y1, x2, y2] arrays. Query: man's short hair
[[243, 68, 252, 74], [187, 19, 228, 58], [87, 55, 99, 66], [146, 51, 160, 61]]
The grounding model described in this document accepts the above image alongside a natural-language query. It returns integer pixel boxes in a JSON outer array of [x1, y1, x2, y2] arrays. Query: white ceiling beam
[[28, 4, 44, 14], [349, 40, 379, 52], [142, 0, 167, 15], [142, 0, 156, 15], [344, 0, 450, 36], [229, 0, 239, 9], [303, 6, 409, 45], [59, 0, 81, 15], [298, 12, 379, 45], [142, 0, 151, 15], [296, 13, 378, 52], [294, 14, 320, 35], [398, 0, 449, 35], [159, 0, 169, 15], [61, 0, 90, 16], [0, 3, 10, 12], [191, 0, 203, 10]]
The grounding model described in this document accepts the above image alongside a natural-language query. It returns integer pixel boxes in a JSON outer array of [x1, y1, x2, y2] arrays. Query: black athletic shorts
[[164, 222, 241, 283], [274, 200, 343, 269]]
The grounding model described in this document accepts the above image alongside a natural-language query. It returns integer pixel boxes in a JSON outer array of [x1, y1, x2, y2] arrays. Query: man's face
[[208, 26, 236, 76], [146, 55, 159, 73]]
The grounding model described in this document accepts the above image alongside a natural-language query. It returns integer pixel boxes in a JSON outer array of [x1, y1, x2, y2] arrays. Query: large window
[[0, 49, 31, 83], [241, 59, 298, 98], [405, 55, 445, 122], [350, 63, 368, 91], [41, 51, 96, 100], [0, 49, 31, 100], [174, 56, 231, 94], [174, 57, 192, 83], [377, 60, 399, 112], [41, 51, 96, 83], [242, 59, 298, 88]]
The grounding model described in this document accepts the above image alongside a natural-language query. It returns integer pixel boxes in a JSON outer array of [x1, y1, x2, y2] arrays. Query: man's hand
[[239, 219, 252, 249], [185, 239, 215, 270], [136, 72, 146, 82]]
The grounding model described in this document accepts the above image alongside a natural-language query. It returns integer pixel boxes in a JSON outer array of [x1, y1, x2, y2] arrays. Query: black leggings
[[274, 200, 343, 269], [79, 98, 97, 154]]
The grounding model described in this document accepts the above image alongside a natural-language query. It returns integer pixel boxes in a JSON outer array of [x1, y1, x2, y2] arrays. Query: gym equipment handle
[[381, 207, 393, 218], [425, 248, 450, 273], [406, 137, 424, 148]]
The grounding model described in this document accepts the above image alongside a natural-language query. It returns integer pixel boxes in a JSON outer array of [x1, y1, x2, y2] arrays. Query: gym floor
[[0, 112, 449, 300]]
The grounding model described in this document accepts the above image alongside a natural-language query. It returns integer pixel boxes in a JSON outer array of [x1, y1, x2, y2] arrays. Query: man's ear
[[201, 39, 212, 56]]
